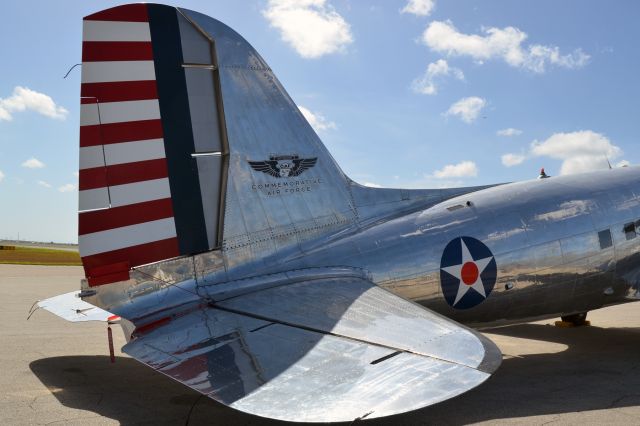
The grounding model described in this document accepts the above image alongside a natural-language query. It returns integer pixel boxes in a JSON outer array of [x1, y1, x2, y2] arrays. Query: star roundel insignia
[[440, 236, 497, 310]]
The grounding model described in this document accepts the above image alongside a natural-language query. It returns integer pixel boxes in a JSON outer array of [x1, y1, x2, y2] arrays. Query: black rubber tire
[[561, 312, 588, 326]]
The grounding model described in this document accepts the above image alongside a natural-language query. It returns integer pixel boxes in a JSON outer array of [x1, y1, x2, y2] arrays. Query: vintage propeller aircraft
[[38, 3, 640, 422]]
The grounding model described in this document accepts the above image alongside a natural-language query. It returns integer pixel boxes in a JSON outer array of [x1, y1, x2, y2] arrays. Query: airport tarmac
[[1, 264, 640, 426]]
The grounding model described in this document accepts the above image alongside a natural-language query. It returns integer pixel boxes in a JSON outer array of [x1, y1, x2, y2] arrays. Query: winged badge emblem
[[248, 155, 317, 178]]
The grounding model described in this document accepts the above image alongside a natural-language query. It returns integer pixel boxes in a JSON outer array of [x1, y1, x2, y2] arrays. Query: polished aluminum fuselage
[[78, 6, 640, 329], [297, 167, 640, 326], [88, 167, 640, 329]]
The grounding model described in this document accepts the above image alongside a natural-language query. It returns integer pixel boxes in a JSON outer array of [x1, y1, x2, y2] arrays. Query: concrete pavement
[[1, 264, 640, 425]]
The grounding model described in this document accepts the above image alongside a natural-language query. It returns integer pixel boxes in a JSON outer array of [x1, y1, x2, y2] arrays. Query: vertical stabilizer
[[180, 8, 358, 268], [78, 4, 356, 286]]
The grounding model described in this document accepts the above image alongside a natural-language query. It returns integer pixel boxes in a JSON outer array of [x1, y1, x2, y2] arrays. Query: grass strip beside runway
[[0, 246, 81, 266]]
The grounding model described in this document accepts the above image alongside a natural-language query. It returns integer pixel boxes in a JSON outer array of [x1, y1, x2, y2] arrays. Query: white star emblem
[[441, 238, 494, 307]]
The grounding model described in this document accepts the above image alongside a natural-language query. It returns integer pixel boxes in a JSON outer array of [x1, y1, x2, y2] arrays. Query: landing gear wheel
[[561, 312, 588, 326]]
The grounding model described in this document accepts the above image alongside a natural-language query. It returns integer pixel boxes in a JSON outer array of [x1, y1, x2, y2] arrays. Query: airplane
[[36, 3, 640, 422]]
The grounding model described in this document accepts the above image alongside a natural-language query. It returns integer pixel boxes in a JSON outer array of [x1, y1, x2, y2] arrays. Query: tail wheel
[[561, 312, 588, 326]]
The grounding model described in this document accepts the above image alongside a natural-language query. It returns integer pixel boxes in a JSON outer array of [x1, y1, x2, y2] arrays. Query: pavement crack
[[27, 395, 38, 411], [541, 415, 561, 425], [43, 415, 101, 426]]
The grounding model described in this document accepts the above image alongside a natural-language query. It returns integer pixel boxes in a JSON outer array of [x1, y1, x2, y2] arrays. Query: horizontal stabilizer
[[37, 291, 116, 322], [123, 277, 501, 422]]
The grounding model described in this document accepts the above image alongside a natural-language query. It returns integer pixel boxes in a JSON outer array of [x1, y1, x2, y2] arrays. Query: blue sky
[[1, 0, 639, 243]]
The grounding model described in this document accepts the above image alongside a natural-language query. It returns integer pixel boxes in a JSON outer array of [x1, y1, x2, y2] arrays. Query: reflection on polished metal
[[124, 277, 500, 421], [37, 2, 640, 423]]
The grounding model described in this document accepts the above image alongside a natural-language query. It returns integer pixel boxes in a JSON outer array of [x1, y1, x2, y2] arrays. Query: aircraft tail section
[[62, 6, 506, 423], [78, 4, 356, 286]]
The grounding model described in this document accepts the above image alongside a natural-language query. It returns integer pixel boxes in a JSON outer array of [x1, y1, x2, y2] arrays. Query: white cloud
[[73, 171, 79, 178], [263, 0, 353, 59], [422, 20, 589, 73], [362, 182, 383, 188], [616, 160, 630, 168], [0, 170, 4, 183], [37, 180, 52, 188], [21, 157, 45, 169], [401, 0, 435, 16], [445, 96, 486, 123], [0, 86, 68, 121], [433, 160, 478, 178], [58, 183, 76, 193], [412, 59, 464, 95], [497, 128, 523, 137], [298, 105, 336, 132], [501, 153, 526, 167], [530, 130, 621, 175]]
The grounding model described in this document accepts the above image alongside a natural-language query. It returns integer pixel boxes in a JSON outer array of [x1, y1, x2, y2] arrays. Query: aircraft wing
[[123, 277, 501, 422]]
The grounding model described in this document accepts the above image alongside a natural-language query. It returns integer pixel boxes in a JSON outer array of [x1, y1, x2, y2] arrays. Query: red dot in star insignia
[[461, 262, 479, 285]]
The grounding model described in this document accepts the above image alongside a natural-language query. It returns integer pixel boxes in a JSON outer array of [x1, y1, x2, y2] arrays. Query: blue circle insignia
[[440, 236, 497, 310]]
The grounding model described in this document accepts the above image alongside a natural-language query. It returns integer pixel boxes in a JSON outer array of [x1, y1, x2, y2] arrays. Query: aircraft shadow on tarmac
[[30, 323, 640, 426]]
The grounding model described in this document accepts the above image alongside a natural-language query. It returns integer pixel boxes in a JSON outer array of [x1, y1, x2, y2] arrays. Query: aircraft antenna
[[63, 63, 81, 79]]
